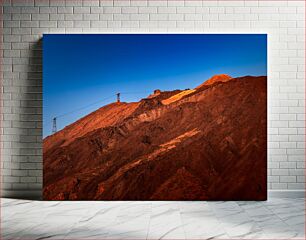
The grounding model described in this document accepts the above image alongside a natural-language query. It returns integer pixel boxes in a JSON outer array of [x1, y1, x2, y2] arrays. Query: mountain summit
[[196, 74, 232, 89], [43, 75, 267, 201]]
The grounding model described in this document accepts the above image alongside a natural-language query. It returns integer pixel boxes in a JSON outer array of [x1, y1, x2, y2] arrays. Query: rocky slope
[[43, 74, 267, 200]]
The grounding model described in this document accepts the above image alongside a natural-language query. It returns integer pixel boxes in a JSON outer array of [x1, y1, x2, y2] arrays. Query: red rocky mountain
[[43, 74, 267, 200]]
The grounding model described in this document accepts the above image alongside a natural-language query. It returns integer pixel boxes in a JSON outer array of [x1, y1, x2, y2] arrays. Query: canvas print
[[43, 34, 267, 200]]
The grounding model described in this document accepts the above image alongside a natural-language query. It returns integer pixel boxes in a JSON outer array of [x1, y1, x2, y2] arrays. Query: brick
[[107, 20, 121, 28], [31, 14, 49, 20], [39, 6, 57, 14], [114, 0, 130, 6], [20, 7, 39, 14], [280, 100, 299, 107], [177, 21, 194, 28], [57, 6, 73, 14], [90, 21, 107, 28], [139, 20, 158, 28], [150, 14, 167, 21], [12, 28, 31, 35], [65, 14, 83, 20], [168, 14, 184, 21], [131, 0, 147, 6], [158, 7, 176, 14], [65, 1, 82, 6], [99, 13, 113, 20], [12, 14, 31, 20], [113, 14, 129, 21], [185, 14, 202, 21], [218, 14, 244, 21], [289, 121, 305, 128], [28, 170, 42, 177], [4, 6, 21, 13], [83, 13, 99, 20], [297, 142, 305, 149], [103, 6, 121, 13], [272, 169, 289, 176], [74, 6, 90, 13], [4, 50, 20, 57], [3, 20, 20, 28], [177, 7, 196, 14], [148, 0, 167, 7], [12, 170, 28, 177], [135, 6, 155, 14], [4, 176, 20, 183], [121, 7, 138, 14], [219, 1, 244, 6], [270, 121, 288, 128], [288, 155, 305, 161], [288, 183, 305, 189], [90, 6, 104, 13], [297, 176, 305, 183], [297, 114, 305, 121], [289, 169, 305, 176], [158, 20, 176, 28], [121, 20, 139, 28], [269, 162, 279, 169], [297, 161, 305, 169], [99, 0, 113, 6], [272, 183, 288, 189], [185, 0, 202, 6], [49, 14, 65, 20], [74, 21, 90, 28], [279, 7, 297, 14], [280, 176, 296, 183], [280, 162, 296, 169], [130, 14, 149, 21], [2, 169, 12, 177], [280, 142, 296, 149], [268, 176, 279, 183], [12, 0, 34, 6], [168, 1, 184, 7], [20, 176, 37, 183], [58, 21, 73, 28], [83, 0, 99, 6], [35, 0, 49, 6], [49, 0, 65, 6], [251, 21, 279, 28], [279, 128, 297, 135], [202, 14, 218, 21], [210, 21, 234, 28], [251, 6, 279, 14], [234, 7, 251, 13], [287, 149, 305, 155]]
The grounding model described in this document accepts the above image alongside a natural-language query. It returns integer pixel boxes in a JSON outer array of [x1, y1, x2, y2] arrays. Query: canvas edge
[[1, 190, 304, 200]]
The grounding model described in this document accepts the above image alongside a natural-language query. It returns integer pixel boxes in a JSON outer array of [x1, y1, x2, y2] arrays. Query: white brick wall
[[1, 0, 305, 198]]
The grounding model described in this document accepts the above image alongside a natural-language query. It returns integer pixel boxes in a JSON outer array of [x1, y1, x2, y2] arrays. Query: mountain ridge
[[44, 74, 245, 142]]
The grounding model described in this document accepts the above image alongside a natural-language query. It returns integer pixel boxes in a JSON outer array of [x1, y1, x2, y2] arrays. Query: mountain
[[43, 75, 267, 200], [195, 73, 232, 89]]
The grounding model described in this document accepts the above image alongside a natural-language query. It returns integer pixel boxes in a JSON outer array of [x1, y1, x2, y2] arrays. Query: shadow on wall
[[3, 38, 43, 200]]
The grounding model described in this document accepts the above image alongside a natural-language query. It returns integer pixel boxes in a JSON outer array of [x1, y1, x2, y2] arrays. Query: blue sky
[[43, 34, 267, 137]]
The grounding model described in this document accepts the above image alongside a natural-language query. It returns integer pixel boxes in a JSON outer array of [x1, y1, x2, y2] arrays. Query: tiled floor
[[1, 197, 305, 239]]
